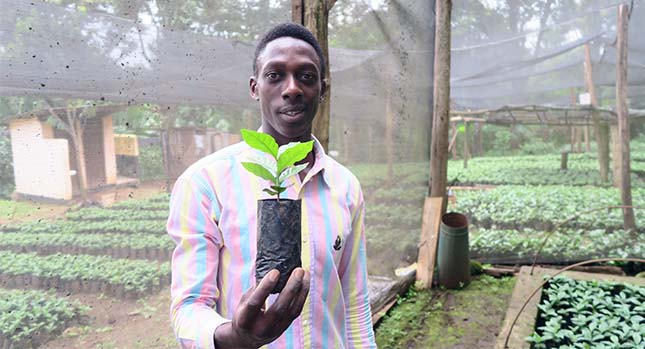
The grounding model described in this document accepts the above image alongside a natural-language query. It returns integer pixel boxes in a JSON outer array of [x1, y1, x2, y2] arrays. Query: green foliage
[[0, 289, 87, 347], [66, 207, 167, 222], [527, 276, 645, 348], [240, 129, 313, 199], [452, 185, 645, 231], [139, 142, 165, 181], [471, 228, 644, 264], [1, 219, 165, 235], [0, 251, 170, 293], [0, 231, 173, 253], [0, 133, 14, 198], [0, 200, 37, 220]]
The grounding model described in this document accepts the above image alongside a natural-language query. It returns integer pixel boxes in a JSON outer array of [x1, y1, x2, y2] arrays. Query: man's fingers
[[289, 270, 310, 317], [244, 269, 280, 318], [267, 268, 304, 317]]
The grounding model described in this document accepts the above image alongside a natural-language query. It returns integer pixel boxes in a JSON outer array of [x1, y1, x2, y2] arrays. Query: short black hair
[[253, 23, 326, 81]]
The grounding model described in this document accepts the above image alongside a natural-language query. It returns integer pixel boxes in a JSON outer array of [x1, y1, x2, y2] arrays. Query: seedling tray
[[496, 266, 645, 349]]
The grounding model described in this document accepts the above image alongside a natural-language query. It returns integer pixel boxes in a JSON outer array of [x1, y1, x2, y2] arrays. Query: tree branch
[[43, 99, 73, 135]]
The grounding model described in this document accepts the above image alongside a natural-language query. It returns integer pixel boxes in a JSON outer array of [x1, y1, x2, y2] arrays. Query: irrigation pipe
[[503, 257, 645, 349], [530, 205, 642, 275]]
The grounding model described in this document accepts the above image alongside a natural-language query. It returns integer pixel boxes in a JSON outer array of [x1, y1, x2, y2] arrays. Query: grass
[[375, 275, 517, 349], [0, 199, 38, 220]]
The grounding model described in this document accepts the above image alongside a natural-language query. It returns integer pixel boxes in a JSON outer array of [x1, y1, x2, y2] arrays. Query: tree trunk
[[385, 90, 394, 182], [463, 121, 469, 168], [298, 0, 336, 152], [429, 0, 452, 208], [70, 122, 88, 202], [615, 4, 636, 231], [583, 43, 609, 182]]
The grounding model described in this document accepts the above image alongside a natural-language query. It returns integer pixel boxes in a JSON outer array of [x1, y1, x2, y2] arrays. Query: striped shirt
[[167, 136, 376, 349]]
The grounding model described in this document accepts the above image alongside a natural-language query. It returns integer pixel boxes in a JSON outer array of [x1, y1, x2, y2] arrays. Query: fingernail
[[294, 269, 304, 279], [270, 270, 279, 282]]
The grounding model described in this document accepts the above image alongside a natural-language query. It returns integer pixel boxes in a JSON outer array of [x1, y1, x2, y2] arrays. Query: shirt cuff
[[175, 305, 231, 349]]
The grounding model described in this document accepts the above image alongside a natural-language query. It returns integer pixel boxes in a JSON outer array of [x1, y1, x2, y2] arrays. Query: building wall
[[102, 116, 117, 184], [9, 118, 72, 200]]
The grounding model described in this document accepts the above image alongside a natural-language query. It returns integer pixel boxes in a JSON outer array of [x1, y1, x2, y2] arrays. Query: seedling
[[240, 129, 314, 200]]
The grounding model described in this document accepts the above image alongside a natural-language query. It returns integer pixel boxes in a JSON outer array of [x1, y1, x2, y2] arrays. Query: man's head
[[253, 23, 326, 82], [250, 23, 327, 145]]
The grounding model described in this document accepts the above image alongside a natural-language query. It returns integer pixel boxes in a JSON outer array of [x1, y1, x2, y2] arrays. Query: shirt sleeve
[[167, 171, 230, 349], [338, 186, 377, 348]]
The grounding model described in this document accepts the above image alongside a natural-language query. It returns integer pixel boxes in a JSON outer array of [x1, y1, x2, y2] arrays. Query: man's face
[[250, 37, 325, 144]]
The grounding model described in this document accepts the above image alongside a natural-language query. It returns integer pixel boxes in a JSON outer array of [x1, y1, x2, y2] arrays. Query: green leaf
[[263, 188, 278, 196], [276, 140, 313, 173], [241, 162, 276, 182], [241, 129, 278, 158], [279, 163, 308, 183], [246, 155, 277, 177]]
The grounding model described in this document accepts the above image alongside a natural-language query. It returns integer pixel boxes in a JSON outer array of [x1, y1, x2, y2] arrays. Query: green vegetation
[[527, 276, 645, 348], [375, 275, 516, 348], [0, 232, 173, 258], [0, 289, 88, 349], [0, 135, 14, 199], [0, 251, 170, 295], [452, 185, 645, 232], [0, 200, 37, 220], [66, 207, 168, 221], [139, 142, 166, 181], [1, 219, 165, 235], [471, 228, 644, 263], [448, 153, 644, 187]]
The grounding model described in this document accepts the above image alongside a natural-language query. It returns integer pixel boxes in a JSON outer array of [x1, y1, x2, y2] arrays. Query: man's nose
[[282, 75, 303, 100]]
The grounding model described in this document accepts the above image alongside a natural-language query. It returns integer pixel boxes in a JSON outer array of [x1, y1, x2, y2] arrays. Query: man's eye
[[266, 72, 279, 80], [301, 72, 315, 81]]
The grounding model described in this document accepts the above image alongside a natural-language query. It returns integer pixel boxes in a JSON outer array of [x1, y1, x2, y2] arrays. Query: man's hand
[[214, 268, 310, 348]]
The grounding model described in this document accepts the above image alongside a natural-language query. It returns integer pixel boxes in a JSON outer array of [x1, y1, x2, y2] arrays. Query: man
[[168, 23, 376, 348]]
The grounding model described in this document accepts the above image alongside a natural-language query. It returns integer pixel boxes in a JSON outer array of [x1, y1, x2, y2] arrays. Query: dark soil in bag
[[255, 199, 302, 294]]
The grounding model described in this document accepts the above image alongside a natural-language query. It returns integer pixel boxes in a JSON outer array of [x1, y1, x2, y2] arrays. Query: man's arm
[[168, 170, 311, 349], [168, 172, 229, 349], [338, 187, 377, 348]]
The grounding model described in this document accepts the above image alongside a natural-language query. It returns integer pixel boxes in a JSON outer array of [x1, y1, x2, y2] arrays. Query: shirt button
[[303, 320, 309, 326]]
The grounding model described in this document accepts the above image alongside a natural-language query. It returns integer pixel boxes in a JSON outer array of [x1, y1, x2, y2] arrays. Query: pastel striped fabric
[[167, 137, 376, 349]]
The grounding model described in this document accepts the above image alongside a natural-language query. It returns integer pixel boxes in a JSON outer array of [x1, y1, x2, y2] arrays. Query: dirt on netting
[[45, 289, 177, 349], [375, 275, 517, 349]]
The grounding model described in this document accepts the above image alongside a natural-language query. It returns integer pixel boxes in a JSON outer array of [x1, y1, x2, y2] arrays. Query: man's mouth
[[279, 105, 306, 117]]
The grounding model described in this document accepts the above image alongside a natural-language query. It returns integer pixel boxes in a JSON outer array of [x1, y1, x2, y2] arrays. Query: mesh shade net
[[0, 0, 642, 281]]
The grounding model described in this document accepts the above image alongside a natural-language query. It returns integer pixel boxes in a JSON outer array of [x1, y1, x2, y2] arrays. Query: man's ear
[[249, 76, 259, 100], [319, 78, 328, 102]]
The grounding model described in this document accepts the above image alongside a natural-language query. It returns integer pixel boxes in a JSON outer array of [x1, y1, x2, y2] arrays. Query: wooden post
[[615, 4, 636, 231], [416, 197, 444, 289], [385, 90, 394, 182], [429, 0, 452, 206], [570, 126, 575, 153], [463, 121, 469, 168], [584, 126, 590, 152], [583, 43, 610, 182], [476, 122, 483, 156], [561, 151, 568, 171], [294, 0, 337, 151], [449, 122, 458, 159], [611, 125, 621, 187]]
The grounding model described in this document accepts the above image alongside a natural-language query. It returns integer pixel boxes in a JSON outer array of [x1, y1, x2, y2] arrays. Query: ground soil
[[45, 289, 177, 349], [375, 275, 517, 349]]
